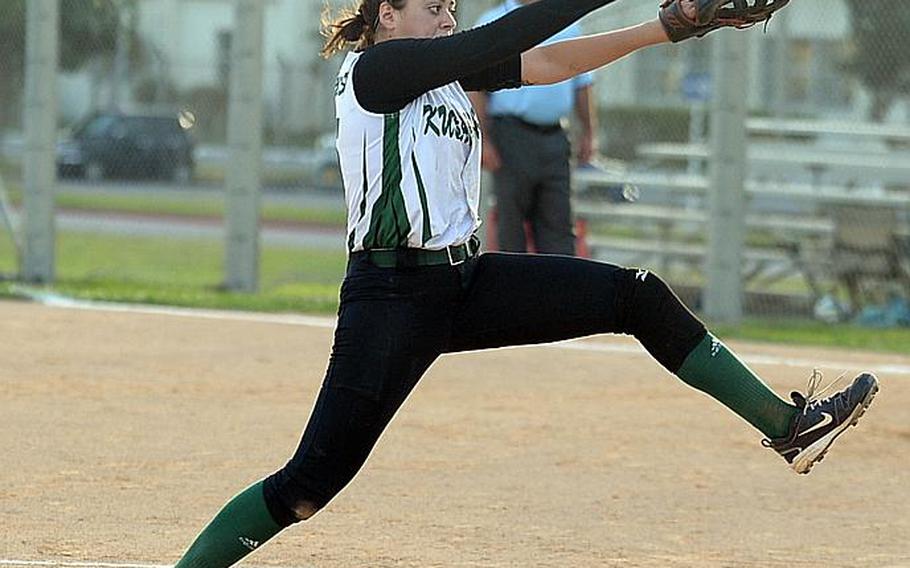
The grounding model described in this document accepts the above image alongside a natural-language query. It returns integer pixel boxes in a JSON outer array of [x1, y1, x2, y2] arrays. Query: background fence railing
[[0, 0, 908, 325]]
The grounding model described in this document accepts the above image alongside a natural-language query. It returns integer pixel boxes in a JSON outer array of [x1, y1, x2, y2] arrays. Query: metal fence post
[[705, 30, 750, 324], [224, 0, 264, 292], [22, 0, 58, 284]]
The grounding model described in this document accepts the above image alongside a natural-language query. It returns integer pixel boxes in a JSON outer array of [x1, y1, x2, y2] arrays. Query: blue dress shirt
[[473, 0, 594, 126]]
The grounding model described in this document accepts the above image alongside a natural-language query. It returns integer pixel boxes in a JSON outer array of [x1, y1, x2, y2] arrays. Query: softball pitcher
[[173, 0, 878, 565]]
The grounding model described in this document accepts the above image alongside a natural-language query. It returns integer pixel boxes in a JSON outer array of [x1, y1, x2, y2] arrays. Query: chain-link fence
[[0, 2, 26, 277], [1, 0, 908, 324], [0, 0, 349, 305], [0, 0, 345, 169], [573, 0, 910, 325]]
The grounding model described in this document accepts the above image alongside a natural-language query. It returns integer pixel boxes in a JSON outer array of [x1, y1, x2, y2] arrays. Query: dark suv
[[57, 112, 195, 183]]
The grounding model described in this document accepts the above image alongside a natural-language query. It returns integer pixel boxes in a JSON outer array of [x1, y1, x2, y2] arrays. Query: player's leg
[[450, 252, 878, 471], [173, 258, 455, 568], [529, 132, 575, 255], [172, 480, 280, 568], [448, 253, 796, 439], [261, 344, 440, 524], [263, 260, 458, 521]]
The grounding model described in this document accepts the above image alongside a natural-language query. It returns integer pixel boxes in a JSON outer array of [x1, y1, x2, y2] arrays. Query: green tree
[[845, 0, 910, 121], [0, 0, 123, 130]]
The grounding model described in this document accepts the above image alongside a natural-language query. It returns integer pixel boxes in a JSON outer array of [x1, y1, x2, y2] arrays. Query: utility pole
[[224, 0, 264, 292], [22, 0, 59, 283], [705, 30, 750, 324]]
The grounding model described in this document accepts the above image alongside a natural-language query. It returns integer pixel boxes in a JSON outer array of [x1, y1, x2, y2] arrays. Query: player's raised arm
[[521, 0, 790, 85], [520, 20, 669, 86], [347, 0, 622, 113]]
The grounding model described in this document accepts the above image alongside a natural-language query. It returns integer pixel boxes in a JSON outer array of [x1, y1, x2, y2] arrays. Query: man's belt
[[494, 115, 563, 135]]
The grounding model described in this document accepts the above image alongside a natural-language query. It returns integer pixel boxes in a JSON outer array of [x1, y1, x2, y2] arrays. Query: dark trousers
[[489, 116, 575, 255], [263, 252, 705, 524]]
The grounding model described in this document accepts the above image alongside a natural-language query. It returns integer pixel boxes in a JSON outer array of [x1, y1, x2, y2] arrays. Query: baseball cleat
[[762, 370, 879, 474]]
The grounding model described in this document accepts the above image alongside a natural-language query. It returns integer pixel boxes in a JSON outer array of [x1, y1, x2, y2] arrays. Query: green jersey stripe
[[411, 152, 433, 245], [364, 113, 410, 248]]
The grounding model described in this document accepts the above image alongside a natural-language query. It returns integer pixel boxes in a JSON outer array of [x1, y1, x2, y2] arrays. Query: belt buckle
[[468, 234, 480, 256], [446, 244, 465, 266]]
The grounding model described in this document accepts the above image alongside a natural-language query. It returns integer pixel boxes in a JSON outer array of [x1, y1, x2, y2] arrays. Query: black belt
[[494, 115, 563, 135], [355, 235, 481, 268]]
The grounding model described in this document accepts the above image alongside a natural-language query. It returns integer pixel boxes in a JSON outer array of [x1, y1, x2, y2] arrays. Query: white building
[[56, 0, 902, 140], [60, 0, 337, 138]]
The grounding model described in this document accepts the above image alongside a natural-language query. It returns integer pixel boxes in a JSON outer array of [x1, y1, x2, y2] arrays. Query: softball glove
[[658, 0, 791, 43]]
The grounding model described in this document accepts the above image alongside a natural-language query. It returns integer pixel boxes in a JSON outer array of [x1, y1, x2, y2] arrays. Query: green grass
[[0, 231, 345, 314], [713, 319, 910, 355]]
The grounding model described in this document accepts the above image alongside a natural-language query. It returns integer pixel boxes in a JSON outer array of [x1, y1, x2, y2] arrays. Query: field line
[[19, 290, 910, 376], [550, 341, 910, 375], [0, 561, 171, 568], [0, 560, 306, 568]]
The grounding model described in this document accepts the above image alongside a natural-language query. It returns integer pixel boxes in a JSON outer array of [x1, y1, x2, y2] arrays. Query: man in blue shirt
[[469, 0, 598, 255]]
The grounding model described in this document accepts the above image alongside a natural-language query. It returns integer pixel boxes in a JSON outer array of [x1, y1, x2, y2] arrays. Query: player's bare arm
[[521, 0, 782, 85], [519, 0, 701, 86], [520, 20, 669, 86]]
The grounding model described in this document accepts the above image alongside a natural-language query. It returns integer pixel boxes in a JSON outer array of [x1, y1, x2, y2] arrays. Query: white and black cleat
[[763, 371, 879, 475]]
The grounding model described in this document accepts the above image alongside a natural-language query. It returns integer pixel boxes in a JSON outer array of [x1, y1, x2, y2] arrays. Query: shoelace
[[762, 369, 851, 447], [802, 368, 849, 413]]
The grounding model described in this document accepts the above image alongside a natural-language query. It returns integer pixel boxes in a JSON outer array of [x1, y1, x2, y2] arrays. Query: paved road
[[1, 178, 348, 249], [56, 180, 346, 209]]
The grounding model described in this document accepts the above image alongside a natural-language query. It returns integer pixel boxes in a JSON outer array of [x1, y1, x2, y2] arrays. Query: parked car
[[312, 132, 341, 189], [57, 112, 195, 183]]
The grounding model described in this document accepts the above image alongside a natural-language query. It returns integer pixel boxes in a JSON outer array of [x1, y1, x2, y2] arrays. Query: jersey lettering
[[423, 103, 480, 144], [334, 71, 349, 97]]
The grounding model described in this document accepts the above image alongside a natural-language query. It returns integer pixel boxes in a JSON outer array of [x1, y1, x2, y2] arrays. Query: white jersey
[[334, 51, 483, 252]]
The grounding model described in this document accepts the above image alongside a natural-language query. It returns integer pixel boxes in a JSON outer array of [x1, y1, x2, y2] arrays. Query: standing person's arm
[[573, 84, 597, 165], [467, 91, 503, 172]]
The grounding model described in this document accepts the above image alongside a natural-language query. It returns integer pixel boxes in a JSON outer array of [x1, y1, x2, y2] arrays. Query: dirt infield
[[3, 299, 909, 567]]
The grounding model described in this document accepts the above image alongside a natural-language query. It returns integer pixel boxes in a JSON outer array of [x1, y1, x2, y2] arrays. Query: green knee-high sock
[[676, 333, 798, 439], [175, 481, 283, 568]]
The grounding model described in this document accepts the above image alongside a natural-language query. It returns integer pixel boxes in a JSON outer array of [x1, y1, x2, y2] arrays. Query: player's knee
[[616, 267, 706, 372], [262, 469, 330, 527], [273, 496, 324, 526], [615, 267, 674, 330], [288, 498, 321, 521]]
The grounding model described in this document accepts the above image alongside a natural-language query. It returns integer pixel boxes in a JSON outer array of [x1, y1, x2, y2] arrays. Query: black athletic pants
[[263, 251, 705, 525]]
